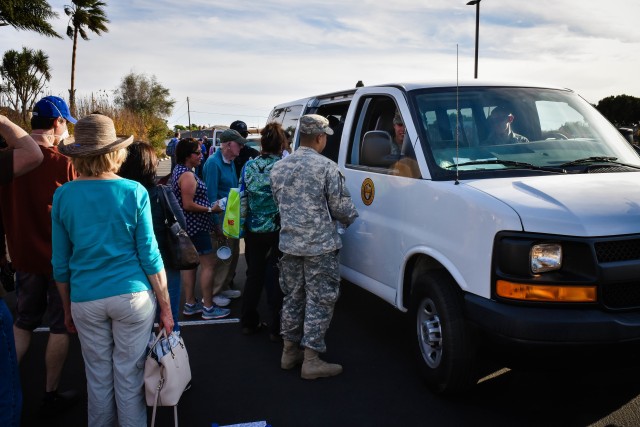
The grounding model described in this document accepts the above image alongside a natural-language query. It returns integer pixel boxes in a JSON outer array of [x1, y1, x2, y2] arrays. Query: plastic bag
[[223, 187, 246, 239]]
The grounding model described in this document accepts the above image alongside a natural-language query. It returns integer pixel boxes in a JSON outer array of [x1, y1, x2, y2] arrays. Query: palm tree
[[0, 47, 51, 125], [64, 0, 109, 115], [0, 0, 62, 38]]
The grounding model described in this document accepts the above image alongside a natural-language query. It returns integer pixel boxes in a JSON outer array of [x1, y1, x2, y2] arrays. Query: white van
[[268, 82, 640, 394]]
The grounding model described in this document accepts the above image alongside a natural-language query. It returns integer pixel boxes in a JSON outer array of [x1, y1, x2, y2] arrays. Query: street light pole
[[467, 0, 481, 79]]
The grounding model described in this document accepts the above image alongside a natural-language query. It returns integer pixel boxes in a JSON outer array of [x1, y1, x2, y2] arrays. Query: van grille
[[594, 239, 640, 263], [594, 238, 640, 310], [602, 281, 640, 310]]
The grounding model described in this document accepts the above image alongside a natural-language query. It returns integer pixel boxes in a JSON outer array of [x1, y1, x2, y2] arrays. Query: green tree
[[0, 0, 61, 38], [64, 0, 109, 115], [0, 47, 51, 124], [596, 95, 640, 127], [114, 72, 174, 150], [114, 72, 175, 118]]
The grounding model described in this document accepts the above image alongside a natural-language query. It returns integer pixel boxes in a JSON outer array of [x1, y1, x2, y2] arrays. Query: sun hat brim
[[58, 134, 134, 158]]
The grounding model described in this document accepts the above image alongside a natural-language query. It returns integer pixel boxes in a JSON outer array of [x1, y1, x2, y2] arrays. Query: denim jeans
[[165, 268, 181, 332], [0, 298, 21, 427]]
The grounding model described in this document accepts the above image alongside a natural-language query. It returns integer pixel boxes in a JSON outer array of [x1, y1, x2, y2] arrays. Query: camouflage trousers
[[279, 250, 340, 353]]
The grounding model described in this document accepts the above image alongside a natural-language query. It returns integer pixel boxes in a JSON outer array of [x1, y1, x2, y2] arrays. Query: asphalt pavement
[[13, 272, 640, 427]]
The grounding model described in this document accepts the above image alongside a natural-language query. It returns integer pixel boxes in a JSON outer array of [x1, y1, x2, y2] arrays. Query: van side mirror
[[361, 131, 397, 167]]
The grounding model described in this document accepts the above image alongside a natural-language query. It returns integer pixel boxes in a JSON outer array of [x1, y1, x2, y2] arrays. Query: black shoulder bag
[[158, 185, 200, 270]]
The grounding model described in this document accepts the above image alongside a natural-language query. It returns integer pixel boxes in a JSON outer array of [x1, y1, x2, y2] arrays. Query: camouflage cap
[[219, 129, 247, 145], [299, 114, 334, 135], [393, 110, 403, 125]]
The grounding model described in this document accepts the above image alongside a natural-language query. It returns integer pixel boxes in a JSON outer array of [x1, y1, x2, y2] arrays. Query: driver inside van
[[390, 110, 405, 155], [482, 106, 529, 145]]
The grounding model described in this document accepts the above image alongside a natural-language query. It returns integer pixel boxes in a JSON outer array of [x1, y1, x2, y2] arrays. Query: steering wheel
[[544, 132, 569, 140]]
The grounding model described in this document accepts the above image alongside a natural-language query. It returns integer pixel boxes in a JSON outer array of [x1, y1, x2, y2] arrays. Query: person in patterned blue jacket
[[239, 122, 286, 338]]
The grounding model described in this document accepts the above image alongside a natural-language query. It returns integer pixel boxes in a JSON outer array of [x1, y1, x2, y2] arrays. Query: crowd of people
[[0, 95, 359, 426]]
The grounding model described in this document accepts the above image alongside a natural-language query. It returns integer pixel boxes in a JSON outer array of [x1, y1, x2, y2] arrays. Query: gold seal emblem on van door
[[361, 178, 375, 206]]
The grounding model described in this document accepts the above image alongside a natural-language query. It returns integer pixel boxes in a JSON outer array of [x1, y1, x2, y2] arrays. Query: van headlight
[[530, 243, 562, 273]]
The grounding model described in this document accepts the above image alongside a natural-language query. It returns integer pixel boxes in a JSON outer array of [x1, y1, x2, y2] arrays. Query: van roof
[[271, 80, 572, 109]]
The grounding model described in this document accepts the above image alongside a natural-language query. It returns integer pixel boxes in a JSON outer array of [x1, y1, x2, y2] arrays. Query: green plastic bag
[[223, 187, 246, 239]]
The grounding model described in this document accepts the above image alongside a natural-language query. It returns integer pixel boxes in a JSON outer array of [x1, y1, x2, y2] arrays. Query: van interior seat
[[375, 113, 394, 140], [361, 131, 395, 167]]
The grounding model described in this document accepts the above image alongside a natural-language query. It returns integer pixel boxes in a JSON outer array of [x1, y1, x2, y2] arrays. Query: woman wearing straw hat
[[51, 114, 173, 427]]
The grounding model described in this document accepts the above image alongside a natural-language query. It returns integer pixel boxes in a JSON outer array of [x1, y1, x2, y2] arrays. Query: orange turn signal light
[[496, 280, 597, 303]]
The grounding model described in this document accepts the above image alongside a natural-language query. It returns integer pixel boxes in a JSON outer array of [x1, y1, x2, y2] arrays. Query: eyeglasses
[[192, 151, 202, 155]]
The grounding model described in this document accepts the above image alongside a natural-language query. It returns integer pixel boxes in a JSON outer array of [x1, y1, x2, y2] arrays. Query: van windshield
[[409, 87, 640, 177]]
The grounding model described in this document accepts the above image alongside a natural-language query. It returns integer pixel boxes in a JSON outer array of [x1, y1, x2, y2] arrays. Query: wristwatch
[[207, 206, 212, 213]]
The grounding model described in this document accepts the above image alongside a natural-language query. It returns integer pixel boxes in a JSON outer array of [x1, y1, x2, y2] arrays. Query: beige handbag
[[144, 329, 192, 426]]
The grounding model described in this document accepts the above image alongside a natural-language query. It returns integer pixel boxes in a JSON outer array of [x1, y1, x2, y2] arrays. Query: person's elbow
[[14, 149, 44, 177], [26, 149, 44, 170]]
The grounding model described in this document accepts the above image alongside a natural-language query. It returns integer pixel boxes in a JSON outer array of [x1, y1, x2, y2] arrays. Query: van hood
[[465, 173, 640, 236]]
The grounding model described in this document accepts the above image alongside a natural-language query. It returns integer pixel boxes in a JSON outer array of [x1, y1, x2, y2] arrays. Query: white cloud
[[1, 0, 639, 128]]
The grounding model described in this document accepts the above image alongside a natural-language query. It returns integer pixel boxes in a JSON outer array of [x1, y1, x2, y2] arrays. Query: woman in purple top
[[171, 138, 229, 320]]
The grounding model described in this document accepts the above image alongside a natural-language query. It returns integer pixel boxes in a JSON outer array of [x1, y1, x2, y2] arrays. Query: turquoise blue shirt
[[51, 178, 164, 303], [203, 149, 238, 225]]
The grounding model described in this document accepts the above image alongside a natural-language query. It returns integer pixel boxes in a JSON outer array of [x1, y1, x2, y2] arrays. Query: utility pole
[[187, 97, 191, 134], [467, 0, 481, 79]]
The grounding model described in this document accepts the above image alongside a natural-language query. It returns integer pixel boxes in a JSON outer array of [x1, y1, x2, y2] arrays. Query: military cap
[[299, 114, 334, 135], [393, 110, 403, 125]]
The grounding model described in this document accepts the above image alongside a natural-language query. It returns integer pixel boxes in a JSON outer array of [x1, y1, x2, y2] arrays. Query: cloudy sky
[[2, 0, 639, 130]]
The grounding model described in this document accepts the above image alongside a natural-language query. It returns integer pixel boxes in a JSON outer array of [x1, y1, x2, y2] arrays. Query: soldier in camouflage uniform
[[270, 114, 358, 379]]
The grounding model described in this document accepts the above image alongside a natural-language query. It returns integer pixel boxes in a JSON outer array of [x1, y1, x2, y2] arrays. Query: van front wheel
[[412, 271, 477, 395]]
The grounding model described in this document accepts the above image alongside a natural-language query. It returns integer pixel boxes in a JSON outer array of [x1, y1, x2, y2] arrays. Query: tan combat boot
[[281, 340, 304, 370], [300, 348, 343, 379]]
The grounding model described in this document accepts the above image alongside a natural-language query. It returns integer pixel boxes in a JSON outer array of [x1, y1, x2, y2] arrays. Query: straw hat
[[58, 114, 133, 157]]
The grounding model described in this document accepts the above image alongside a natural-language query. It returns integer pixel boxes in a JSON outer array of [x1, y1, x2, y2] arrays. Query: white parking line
[[34, 318, 240, 333]]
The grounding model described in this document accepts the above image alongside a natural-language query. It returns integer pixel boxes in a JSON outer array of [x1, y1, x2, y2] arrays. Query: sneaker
[[221, 289, 242, 299], [212, 295, 231, 307], [242, 321, 267, 335], [41, 389, 79, 414], [202, 305, 230, 320], [183, 301, 204, 316]]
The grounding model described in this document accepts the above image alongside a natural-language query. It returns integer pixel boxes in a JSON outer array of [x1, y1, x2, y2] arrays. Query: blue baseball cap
[[32, 96, 77, 124]]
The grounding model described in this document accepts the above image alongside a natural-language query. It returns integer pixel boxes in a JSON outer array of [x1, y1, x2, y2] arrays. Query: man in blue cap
[[31, 95, 77, 143], [0, 95, 79, 415]]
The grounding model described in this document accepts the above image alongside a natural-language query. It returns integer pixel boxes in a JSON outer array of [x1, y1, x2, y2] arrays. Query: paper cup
[[217, 246, 231, 260]]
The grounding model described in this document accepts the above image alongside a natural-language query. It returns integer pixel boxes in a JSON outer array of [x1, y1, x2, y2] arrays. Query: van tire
[[412, 271, 477, 395]]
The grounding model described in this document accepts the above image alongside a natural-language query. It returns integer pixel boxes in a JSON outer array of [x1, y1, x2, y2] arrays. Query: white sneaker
[[212, 295, 231, 307], [221, 289, 242, 299]]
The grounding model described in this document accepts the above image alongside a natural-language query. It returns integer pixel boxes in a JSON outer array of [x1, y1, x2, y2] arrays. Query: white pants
[[71, 290, 155, 427]]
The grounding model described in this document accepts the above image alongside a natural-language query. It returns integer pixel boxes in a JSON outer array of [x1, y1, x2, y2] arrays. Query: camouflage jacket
[[270, 147, 358, 256]]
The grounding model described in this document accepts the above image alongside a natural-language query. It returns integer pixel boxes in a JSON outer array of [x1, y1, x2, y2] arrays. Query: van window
[[410, 86, 639, 180], [346, 95, 420, 178], [314, 102, 351, 163], [268, 104, 304, 137]]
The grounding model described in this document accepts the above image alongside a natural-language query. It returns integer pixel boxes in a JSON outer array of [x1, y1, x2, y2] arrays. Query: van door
[[339, 89, 424, 304]]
